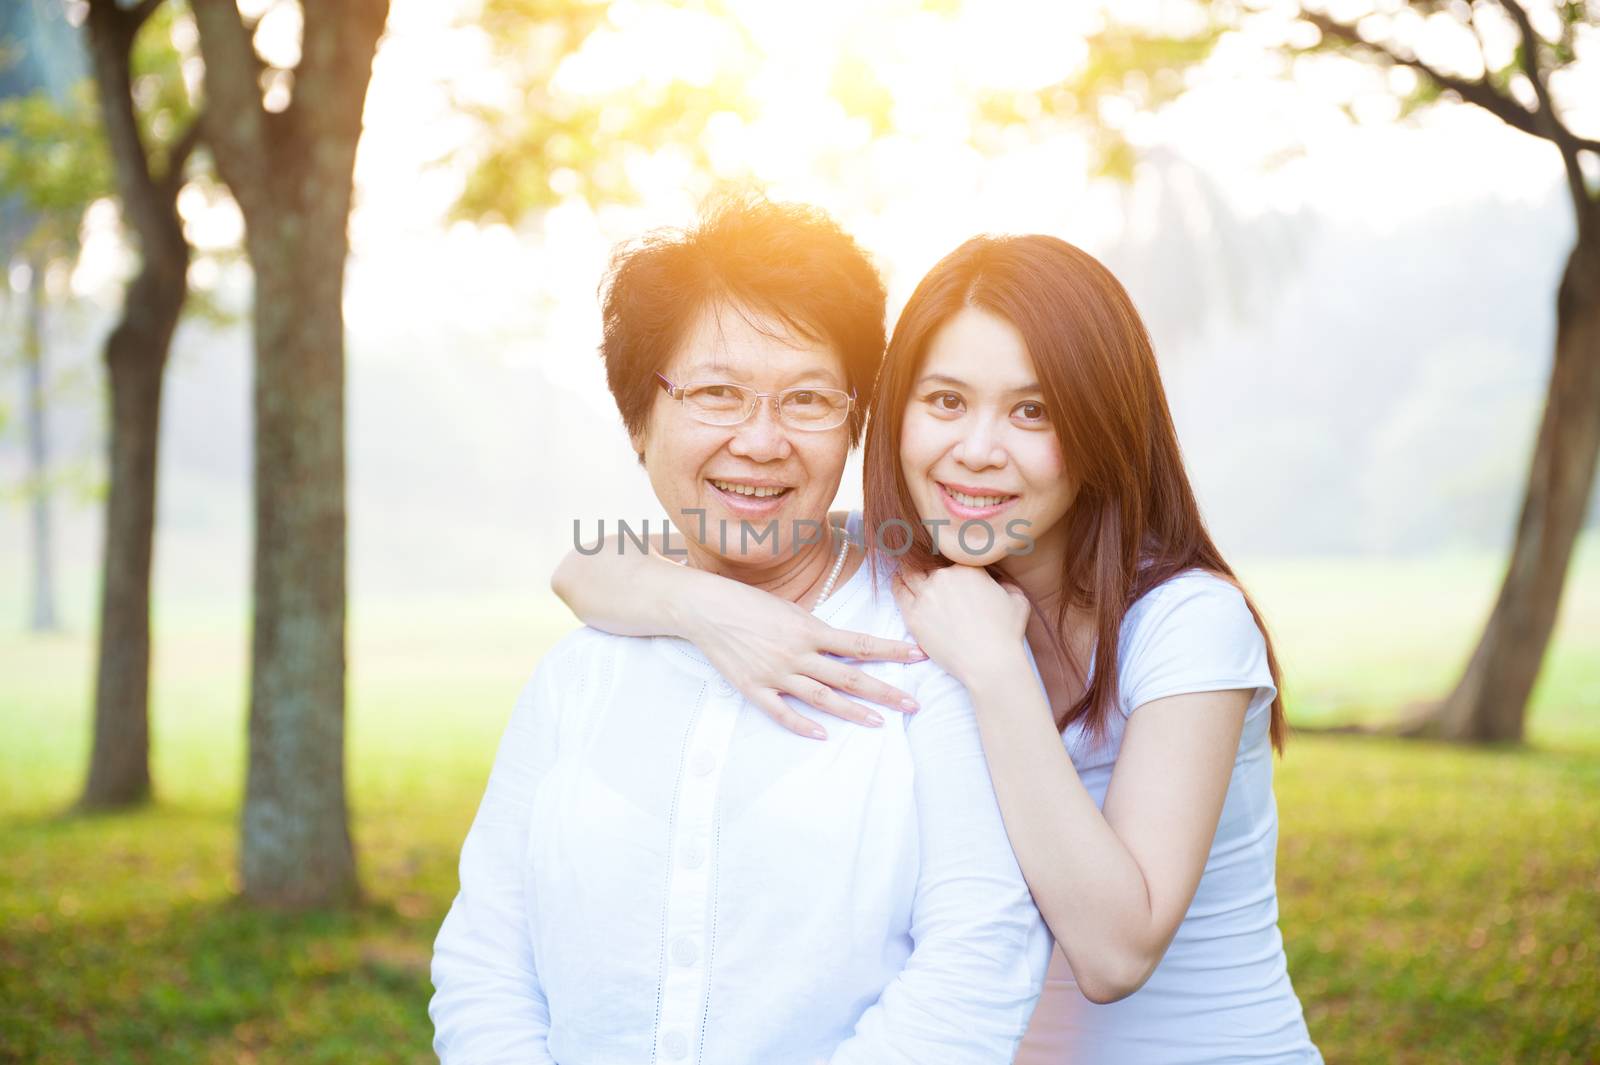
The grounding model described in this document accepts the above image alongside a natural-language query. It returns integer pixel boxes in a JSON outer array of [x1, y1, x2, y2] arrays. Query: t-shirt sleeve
[[1119, 573, 1277, 717]]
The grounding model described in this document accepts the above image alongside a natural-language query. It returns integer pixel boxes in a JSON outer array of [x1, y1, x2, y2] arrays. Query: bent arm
[[963, 652, 1247, 1004], [828, 668, 1051, 1064], [430, 677, 559, 1064], [551, 527, 705, 638], [549, 510, 853, 637], [551, 523, 923, 734]]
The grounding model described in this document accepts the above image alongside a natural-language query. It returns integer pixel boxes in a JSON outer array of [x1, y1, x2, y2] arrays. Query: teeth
[[712, 479, 788, 498], [947, 487, 1012, 508]]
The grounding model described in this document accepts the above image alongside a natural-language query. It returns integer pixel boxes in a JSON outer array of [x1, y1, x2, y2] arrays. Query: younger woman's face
[[898, 306, 1076, 567]]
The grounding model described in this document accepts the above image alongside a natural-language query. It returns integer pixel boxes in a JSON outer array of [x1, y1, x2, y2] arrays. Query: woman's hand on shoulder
[[687, 578, 925, 740], [890, 564, 1030, 684]]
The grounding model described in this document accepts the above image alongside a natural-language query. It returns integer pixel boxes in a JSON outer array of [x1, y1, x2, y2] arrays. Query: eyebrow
[[680, 363, 844, 388], [917, 373, 1041, 396]]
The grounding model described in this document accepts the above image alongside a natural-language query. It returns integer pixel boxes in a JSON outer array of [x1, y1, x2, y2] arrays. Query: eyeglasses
[[655, 373, 856, 431]]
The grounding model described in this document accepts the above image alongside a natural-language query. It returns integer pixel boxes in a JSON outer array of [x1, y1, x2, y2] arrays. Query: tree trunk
[[77, 0, 196, 811], [79, 252, 185, 809], [238, 202, 357, 908], [1410, 221, 1600, 742], [190, 0, 387, 908], [22, 257, 58, 633]]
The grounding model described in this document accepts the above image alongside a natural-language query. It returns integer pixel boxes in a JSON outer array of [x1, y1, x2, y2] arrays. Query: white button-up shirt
[[430, 561, 1051, 1064]]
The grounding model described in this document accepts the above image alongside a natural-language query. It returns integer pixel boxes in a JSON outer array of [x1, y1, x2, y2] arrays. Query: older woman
[[428, 199, 1051, 1065]]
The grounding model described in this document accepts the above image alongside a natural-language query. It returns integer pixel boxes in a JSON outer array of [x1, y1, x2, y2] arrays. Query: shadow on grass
[[0, 799, 454, 1065], [3, 889, 441, 1065]]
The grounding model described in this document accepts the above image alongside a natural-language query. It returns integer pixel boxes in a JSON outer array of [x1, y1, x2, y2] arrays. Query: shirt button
[[681, 842, 706, 869], [662, 1030, 689, 1059], [689, 749, 716, 777], [671, 936, 700, 967], [715, 677, 736, 696]]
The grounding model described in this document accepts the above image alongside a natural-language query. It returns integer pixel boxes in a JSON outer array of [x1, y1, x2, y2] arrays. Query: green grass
[[1, 540, 1597, 1063], [1239, 538, 1600, 748]]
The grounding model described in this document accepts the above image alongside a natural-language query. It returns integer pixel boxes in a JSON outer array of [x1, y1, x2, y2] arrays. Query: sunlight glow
[[334, 0, 1566, 402]]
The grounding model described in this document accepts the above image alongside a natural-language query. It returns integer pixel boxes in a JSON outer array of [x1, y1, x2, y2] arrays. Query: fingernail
[[908, 646, 926, 660], [810, 727, 828, 740], [900, 698, 919, 713], [865, 711, 884, 727]]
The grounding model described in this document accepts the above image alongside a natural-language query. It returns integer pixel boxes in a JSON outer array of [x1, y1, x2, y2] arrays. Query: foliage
[[454, 0, 1228, 222], [0, 82, 110, 228], [975, 20, 1224, 182], [126, 0, 202, 186], [453, 0, 752, 221], [0, 1, 199, 257]]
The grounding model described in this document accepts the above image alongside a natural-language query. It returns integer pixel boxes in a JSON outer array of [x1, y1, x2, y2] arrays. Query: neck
[[996, 523, 1093, 686], [683, 527, 845, 606], [997, 523, 1069, 619]]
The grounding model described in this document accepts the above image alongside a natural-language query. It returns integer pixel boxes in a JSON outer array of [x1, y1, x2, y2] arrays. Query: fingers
[[783, 676, 889, 729], [750, 689, 829, 741], [811, 658, 919, 714], [821, 624, 925, 663]]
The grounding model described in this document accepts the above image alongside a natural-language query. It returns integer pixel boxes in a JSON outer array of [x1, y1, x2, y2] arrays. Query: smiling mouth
[[938, 482, 1019, 509], [709, 478, 793, 500]]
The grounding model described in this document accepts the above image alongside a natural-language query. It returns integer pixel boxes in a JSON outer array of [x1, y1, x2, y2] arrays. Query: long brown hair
[[863, 235, 1286, 751]]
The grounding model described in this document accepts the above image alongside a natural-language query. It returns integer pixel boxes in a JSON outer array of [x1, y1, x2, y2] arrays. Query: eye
[[1013, 400, 1048, 424], [701, 384, 740, 400], [926, 391, 964, 414], [788, 390, 819, 406]]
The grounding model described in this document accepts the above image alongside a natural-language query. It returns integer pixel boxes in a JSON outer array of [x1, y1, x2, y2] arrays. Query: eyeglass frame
[[654, 372, 857, 432]]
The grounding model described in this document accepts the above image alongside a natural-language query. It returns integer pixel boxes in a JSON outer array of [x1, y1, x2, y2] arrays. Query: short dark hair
[[599, 195, 887, 446]]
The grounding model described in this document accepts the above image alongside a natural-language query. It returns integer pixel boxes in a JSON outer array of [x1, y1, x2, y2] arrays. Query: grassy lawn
[[1, 539, 1596, 1063]]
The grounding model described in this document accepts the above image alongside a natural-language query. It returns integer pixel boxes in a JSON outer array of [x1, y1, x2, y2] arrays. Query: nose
[[953, 413, 1007, 472], [727, 396, 793, 463]]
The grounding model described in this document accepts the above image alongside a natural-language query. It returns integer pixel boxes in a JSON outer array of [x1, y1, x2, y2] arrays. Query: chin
[[945, 550, 1010, 568], [927, 534, 1008, 568]]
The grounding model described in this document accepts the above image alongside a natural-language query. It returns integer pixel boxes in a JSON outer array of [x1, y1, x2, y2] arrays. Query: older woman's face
[[633, 302, 851, 573]]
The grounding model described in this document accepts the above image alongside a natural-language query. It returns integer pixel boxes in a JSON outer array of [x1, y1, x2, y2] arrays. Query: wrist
[[656, 557, 708, 640], [959, 642, 1033, 692]]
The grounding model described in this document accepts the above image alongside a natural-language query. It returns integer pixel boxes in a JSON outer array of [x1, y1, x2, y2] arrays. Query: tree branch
[[1302, 11, 1600, 153], [1498, 0, 1592, 222], [291, 0, 390, 150], [190, 0, 271, 221], [84, 1, 176, 258], [159, 111, 205, 199], [129, 0, 164, 32]]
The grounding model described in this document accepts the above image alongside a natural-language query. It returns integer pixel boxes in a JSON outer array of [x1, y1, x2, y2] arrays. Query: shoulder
[[1124, 569, 1257, 644], [533, 624, 618, 678], [505, 626, 634, 755], [519, 626, 627, 710], [1117, 569, 1274, 715]]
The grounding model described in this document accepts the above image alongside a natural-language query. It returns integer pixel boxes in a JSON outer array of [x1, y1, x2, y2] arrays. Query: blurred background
[[1, 0, 1596, 1062]]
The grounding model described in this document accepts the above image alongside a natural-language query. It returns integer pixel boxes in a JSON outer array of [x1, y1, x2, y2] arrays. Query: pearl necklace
[[812, 531, 851, 608]]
